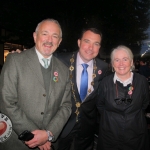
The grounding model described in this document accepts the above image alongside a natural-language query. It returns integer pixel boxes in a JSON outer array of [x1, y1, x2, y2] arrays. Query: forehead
[[81, 30, 101, 42], [114, 49, 129, 58], [38, 21, 61, 34]]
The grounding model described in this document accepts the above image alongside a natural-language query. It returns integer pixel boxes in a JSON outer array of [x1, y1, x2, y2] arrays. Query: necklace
[[69, 53, 97, 121]]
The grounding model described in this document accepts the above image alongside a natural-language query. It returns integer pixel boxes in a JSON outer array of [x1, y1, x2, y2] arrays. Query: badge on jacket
[[0, 113, 12, 143]]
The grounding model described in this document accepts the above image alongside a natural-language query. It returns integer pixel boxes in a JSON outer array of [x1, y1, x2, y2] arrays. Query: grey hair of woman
[[35, 18, 62, 38], [110, 45, 135, 72]]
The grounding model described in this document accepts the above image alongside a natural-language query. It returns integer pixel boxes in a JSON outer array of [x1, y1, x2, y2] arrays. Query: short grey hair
[[111, 45, 135, 70], [35, 18, 62, 38]]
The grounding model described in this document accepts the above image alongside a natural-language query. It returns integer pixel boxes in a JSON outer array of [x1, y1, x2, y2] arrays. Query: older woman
[[96, 45, 150, 150]]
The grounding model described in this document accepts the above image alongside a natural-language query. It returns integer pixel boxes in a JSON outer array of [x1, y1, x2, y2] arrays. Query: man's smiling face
[[33, 21, 62, 58]]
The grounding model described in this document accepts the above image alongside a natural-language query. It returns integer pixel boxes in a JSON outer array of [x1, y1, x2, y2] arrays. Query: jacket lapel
[[84, 58, 101, 101], [47, 56, 56, 96], [25, 48, 45, 88], [74, 56, 81, 102], [70, 52, 81, 102]]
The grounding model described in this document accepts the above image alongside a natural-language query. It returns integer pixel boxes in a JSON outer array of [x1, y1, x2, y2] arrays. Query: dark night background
[[0, 0, 150, 56]]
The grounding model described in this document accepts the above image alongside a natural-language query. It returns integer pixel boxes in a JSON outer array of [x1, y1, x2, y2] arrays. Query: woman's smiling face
[[112, 49, 133, 79]]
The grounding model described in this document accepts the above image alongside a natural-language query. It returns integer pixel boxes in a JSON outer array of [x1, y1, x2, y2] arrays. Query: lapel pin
[[98, 70, 102, 74], [54, 71, 58, 76], [53, 77, 58, 82]]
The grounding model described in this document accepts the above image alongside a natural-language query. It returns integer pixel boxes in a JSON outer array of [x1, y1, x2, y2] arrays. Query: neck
[[116, 72, 132, 82]]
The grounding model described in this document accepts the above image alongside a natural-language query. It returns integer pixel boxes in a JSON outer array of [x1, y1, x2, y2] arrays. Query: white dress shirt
[[76, 52, 94, 95], [113, 72, 133, 86], [35, 48, 52, 67]]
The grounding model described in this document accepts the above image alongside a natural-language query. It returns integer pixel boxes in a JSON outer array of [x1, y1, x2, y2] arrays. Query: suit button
[[43, 94, 46, 97], [41, 112, 44, 115]]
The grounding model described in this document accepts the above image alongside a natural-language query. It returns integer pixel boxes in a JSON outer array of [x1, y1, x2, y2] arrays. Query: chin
[[86, 56, 95, 61]]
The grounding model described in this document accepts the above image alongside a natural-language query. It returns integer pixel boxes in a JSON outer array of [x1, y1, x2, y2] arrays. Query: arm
[[96, 80, 105, 114], [25, 130, 51, 149], [142, 78, 150, 110], [0, 54, 38, 135]]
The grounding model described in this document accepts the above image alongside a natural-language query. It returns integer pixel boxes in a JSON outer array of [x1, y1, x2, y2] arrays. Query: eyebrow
[[41, 31, 48, 33], [114, 57, 129, 60], [83, 39, 100, 44], [52, 33, 59, 36], [41, 31, 60, 36], [95, 42, 100, 45]]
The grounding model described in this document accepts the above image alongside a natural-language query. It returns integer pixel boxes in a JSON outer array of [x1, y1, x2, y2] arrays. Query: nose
[[47, 35, 52, 42], [89, 44, 93, 50], [119, 60, 124, 65]]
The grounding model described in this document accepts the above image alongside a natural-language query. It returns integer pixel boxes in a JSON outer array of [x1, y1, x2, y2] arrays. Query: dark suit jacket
[[0, 47, 72, 150], [55, 51, 108, 138]]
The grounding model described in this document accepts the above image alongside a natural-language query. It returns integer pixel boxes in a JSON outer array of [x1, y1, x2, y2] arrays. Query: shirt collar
[[113, 72, 133, 86], [35, 48, 52, 61]]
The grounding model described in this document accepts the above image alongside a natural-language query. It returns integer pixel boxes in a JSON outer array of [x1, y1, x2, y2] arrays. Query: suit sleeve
[[142, 78, 150, 110], [0, 54, 38, 135], [96, 80, 106, 114]]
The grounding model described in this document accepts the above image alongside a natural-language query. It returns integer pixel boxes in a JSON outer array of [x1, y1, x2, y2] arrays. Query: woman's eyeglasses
[[114, 98, 132, 105], [114, 81, 133, 105]]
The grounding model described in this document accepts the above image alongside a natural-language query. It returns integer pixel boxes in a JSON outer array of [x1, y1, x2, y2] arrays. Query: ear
[[111, 60, 114, 67], [58, 38, 62, 46], [77, 39, 81, 47], [131, 60, 133, 67], [33, 32, 36, 43]]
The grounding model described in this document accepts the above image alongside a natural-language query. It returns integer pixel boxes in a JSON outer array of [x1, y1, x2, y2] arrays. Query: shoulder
[[98, 74, 114, 91], [8, 47, 34, 58], [102, 73, 114, 82], [52, 55, 69, 71], [95, 58, 108, 78], [95, 57, 108, 69], [53, 51, 77, 66], [133, 73, 149, 92], [4, 48, 33, 65], [133, 72, 148, 83], [54, 52, 73, 58]]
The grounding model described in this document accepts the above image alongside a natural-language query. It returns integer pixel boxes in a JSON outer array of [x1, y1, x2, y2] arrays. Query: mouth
[[85, 50, 93, 55], [43, 42, 53, 48], [118, 68, 125, 70]]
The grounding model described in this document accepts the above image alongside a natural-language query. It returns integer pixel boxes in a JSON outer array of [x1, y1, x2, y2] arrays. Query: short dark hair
[[79, 28, 102, 40]]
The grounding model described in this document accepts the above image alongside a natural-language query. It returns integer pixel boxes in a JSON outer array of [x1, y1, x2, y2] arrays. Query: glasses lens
[[124, 98, 132, 104], [114, 98, 123, 105]]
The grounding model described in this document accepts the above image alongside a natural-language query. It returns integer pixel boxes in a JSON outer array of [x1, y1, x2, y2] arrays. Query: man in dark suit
[[0, 19, 72, 150], [56, 28, 108, 150]]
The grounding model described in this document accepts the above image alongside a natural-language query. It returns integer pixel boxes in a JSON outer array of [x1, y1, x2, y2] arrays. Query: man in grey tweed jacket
[[0, 19, 72, 150]]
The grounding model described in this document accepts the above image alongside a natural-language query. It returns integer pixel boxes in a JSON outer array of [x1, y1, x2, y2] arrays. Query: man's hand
[[38, 141, 51, 150], [25, 130, 48, 148], [11, 49, 22, 53]]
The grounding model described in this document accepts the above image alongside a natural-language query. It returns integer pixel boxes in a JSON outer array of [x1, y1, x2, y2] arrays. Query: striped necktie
[[42, 58, 49, 69]]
